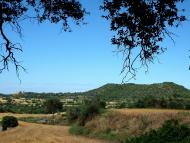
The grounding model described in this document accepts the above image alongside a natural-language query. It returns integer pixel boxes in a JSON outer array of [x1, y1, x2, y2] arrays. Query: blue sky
[[1, 0, 190, 94]]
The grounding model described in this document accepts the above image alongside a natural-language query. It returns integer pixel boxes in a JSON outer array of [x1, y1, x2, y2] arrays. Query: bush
[[78, 103, 100, 126], [66, 99, 103, 126], [69, 125, 89, 135], [1, 116, 18, 131], [99, 101, 106, 109], [115, 102, 126, 109], [124, 119, 190, 143], [66, 106, 80, 123]]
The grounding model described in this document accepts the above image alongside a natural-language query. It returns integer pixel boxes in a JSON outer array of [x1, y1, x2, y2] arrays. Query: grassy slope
[[73, 109, 190, 142]]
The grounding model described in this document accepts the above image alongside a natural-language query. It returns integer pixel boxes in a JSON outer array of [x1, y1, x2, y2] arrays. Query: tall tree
[[44, 98, 63, 114]]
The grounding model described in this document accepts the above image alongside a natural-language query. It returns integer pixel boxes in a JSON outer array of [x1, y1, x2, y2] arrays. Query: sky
[[1, 0, 190, 94]]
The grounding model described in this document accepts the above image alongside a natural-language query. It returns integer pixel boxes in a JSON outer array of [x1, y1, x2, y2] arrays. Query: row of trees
[[2, 95, 190, 114]]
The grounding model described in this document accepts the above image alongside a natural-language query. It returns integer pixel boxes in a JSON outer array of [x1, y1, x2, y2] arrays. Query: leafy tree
[[78, 102, 100, 126], [0, 0, 187, 80], [0, 0, 87, 77], [101, 0, 186, 80], [44, 98, 63, 114], [66, 98, 104, 126]]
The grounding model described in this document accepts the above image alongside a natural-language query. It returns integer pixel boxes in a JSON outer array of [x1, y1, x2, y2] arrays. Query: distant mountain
[[84, 82, 190, 99], [0, 93, 7, 97], [1, 82, 190, 111], [2, 82, 190, 100]]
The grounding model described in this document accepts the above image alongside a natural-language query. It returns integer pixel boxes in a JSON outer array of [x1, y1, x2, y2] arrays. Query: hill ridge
[[85, 82, 190, 98]]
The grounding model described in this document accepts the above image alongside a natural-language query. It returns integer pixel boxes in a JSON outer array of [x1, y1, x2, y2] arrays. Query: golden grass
[[1, 109, 190, 143], [85, 109, 190, 141], [0, 113, 51, 118], [115, 108, 189, 114], [0, 121, 110, 143]]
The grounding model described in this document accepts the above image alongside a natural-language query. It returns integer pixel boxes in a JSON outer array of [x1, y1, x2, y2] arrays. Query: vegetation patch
[[0, 103, 47, 114], [44, 98, 63, 114], [19, 114, 67, 125], [69, 125, 90, 136], [19, 117, 45, 123], [67, 98, 105, 126], [124, 119, 190, 143]]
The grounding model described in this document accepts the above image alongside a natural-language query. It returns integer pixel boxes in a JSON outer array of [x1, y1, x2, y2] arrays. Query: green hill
[[4, 82, 190, 100], [1, 82, 190, 113], [85, 82, 190, 99], [4, 82, 190, 101], [83, 82, 190, 109]]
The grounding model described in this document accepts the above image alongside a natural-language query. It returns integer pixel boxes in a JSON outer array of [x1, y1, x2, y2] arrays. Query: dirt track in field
[[0, 122, 110, 143]]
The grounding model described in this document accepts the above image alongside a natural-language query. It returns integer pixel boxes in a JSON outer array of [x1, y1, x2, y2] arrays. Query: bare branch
[[0, 23, 26, 79]]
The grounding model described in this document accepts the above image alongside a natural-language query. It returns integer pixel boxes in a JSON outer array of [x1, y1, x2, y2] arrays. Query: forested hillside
[[1, 82, 190, 113], [85, 82, 190, 98]]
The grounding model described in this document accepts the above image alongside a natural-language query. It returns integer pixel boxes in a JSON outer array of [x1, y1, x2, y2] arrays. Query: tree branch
[[0, 22, 26, 80]]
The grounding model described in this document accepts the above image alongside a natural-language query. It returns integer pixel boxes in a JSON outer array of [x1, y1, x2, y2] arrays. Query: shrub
[[69, 125, 89, 135], [99, 101, 106, 109], [124, 119, 190, 143], [66, 99, 103, 126], [66, 106, 80, 123], [115, 102, 126, 109], [1, 116, 18, 131], [78, 103, 100, 126]]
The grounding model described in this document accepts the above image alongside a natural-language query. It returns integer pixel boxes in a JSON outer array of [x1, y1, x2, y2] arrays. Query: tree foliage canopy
[[0, 0, 87, 78], [0, 0, 187, 80], [101, 0, 186, 80]]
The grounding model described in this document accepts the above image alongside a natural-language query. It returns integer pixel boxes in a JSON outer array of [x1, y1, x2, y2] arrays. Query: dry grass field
[[115, 108, 190, 131], [0, 121, 111, 143], [85, 109, 190, 141], [0, 113, 50, 118], [1, 109, 190, 143]]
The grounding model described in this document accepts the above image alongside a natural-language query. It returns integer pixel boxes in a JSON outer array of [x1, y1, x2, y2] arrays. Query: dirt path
[[0, 122, 110, 143]]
